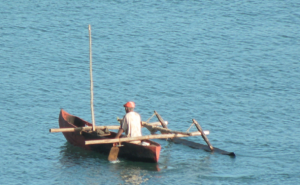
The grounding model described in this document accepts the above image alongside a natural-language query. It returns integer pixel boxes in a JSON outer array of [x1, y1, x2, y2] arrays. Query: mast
[[89, 25, 96, 131]]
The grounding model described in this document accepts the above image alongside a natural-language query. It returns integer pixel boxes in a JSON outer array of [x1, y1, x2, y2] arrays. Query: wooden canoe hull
[[59, 109, 161, 163]]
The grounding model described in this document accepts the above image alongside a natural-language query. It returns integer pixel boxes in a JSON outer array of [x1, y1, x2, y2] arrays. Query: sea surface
[[1, 0, 300, 184]]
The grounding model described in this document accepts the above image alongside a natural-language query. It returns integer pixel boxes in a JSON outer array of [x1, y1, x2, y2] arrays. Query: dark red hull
[[59, 109, 161, 163]]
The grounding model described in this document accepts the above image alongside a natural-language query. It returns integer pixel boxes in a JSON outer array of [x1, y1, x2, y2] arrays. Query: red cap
[[123, 101, 135, 108]]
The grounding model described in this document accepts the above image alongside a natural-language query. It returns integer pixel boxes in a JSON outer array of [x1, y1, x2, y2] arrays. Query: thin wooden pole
[[89, 25, 96, 131]]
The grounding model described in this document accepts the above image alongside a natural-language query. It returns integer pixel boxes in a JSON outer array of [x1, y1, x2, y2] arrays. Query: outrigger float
[[49, 25, 235, 163]]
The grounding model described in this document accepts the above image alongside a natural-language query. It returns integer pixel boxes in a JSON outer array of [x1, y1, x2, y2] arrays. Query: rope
[[145, 113, 156, 123], [186, 122, 195, 132]]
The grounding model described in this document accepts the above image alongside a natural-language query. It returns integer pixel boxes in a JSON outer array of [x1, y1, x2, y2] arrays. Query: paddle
[[108, 143, 119, 161], [108, 127, 124, 161]]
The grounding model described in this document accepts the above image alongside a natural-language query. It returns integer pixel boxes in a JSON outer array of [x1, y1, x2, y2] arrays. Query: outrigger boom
[[49, 121, 163, 133], [85, 131, 210, 145]]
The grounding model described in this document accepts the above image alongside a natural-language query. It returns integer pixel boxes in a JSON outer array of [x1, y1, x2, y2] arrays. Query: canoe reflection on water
[[59, 142, 161, 172], [119, 167, 152, 184], [108, 160, 161, 184]]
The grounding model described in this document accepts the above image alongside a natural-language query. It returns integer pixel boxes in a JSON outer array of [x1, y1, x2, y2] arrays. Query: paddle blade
[[108, 146, 119, 161]]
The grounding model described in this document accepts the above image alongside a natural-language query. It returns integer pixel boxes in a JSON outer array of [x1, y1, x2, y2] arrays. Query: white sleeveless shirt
[[121, 112, 142, 138]]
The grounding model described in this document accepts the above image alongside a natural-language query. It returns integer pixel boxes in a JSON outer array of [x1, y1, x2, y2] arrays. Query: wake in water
[[109, 159, 121, 164]]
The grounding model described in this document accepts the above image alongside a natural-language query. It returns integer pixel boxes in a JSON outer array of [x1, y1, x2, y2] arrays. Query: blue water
[[1, 0, 300, 184]]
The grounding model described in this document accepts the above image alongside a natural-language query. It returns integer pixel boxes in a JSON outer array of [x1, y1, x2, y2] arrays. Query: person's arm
[[115, 128, 124, 139], [140, 114, 143, 127]]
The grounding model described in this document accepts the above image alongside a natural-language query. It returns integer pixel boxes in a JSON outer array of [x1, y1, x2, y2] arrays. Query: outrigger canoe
[[59, 109, 161, 163]]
